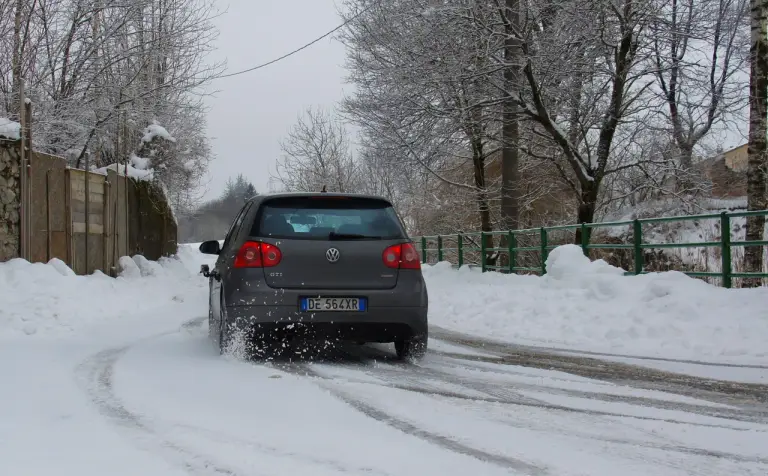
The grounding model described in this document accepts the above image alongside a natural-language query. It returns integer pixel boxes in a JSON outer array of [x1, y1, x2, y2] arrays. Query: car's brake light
[[233, 241, 282, 268], [382, 243, 421, 270]]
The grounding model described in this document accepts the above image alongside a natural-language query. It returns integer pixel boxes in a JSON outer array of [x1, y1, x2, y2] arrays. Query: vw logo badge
[[325, 247, 341, 263]]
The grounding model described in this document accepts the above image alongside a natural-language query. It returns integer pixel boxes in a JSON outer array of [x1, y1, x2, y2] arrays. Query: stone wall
[[0, 140, 21, 260]]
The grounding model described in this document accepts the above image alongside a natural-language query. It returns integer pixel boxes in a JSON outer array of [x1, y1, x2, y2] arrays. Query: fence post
[[421, 236, 427, 263], [437, 235, 443, 262], [540, 227, 548, 275], [508, 230, 516, 274], [46, 170, 52, 261], [633, 219, 643, 275], [721, 212, 732, 289], [84, 170, 90, 274], [103, 180, 109, 273], [580, 223, 589, 257], [64, 169, 73, 267], [480, 231, 487, 273], [457, 234, 464, 268]]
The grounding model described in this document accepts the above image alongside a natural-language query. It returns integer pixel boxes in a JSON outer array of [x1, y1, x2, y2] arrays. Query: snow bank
[[425, 244, 768, 365], [0, 245, 214, 339], [0, 117, 21, 140], [3, 240, 764, 365]]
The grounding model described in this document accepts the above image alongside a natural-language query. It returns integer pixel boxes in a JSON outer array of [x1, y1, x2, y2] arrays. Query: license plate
[[300, 297, 367, 312]]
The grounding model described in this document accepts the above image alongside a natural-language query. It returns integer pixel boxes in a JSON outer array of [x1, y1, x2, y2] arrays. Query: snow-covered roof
[[0, 117, 21, 140]]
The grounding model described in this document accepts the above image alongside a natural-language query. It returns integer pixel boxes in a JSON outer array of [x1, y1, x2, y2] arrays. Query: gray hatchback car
[[198, 192, 429, 360]]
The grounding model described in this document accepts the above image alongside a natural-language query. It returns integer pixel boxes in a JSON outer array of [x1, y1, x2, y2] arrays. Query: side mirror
[[199, 240, 221, 255]]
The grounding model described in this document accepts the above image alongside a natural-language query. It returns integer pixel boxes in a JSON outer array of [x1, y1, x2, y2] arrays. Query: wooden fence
[[0, 140, 176, 275]]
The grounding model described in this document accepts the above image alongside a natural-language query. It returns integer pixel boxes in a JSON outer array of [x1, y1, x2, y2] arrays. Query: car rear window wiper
[[328, 232, 383, 240]]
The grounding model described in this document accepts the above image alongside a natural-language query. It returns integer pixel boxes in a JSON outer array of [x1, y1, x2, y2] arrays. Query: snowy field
[[1, 244, 767, 475]]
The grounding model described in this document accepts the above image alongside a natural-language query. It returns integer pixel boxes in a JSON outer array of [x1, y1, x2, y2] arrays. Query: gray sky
[[201, 0, 349, 201]]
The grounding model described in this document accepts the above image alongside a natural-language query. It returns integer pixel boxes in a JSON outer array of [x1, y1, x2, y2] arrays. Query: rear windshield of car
[[251, 196, 406, 240]]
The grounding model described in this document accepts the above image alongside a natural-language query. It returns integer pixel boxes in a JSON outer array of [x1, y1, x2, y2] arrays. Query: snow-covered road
[[2, 245, 768, 475], [5, 315, 767, 476]]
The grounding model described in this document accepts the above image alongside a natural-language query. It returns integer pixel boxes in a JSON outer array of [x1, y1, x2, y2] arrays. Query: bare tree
[[650, 0, 750, 193], [744, 0, 768, 284], [0, 0, 222, 214], [501, 0, 522, 230], [340, 0, 515, 261], [274, 106, 359, 193], [494, 0, 656, 244]]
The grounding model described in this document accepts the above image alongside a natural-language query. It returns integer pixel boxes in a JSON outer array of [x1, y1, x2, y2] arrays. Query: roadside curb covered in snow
[[423, 244, 768, 365]]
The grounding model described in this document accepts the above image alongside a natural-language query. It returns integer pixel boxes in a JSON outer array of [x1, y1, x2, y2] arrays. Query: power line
[[216, 4, 373, 80]]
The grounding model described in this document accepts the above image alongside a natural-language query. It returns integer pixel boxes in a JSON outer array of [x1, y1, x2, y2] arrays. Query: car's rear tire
[[208, 294, 216, 342], [218, 303, 242, 356], [395, 335, 427, 361], [218, 319, 230, 355]]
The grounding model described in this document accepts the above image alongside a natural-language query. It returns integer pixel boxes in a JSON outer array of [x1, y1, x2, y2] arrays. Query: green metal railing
[[414, 210, 768, 288]]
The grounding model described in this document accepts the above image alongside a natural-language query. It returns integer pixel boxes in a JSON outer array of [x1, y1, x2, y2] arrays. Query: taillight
[[382, 243, 421, 270], [233, 241, 282, 268]]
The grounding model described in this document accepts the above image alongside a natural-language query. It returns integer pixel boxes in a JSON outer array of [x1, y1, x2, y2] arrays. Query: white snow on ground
[[1, 243, 767, 475], [424, 244, 768, 366], [427, 338, 500, 358], [0, 246, 215, 475], [0, 246, 522, 475], [0, 246, 207, 338], [109, 331, 518, 476], [310, 358, 768, 476]]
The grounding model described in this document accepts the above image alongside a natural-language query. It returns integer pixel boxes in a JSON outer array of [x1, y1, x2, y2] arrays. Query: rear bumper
[[222, 270, 428, 342], [225, 305, 428, 342]]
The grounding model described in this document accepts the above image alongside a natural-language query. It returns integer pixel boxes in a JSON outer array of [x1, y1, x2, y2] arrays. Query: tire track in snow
[[77, 319, 402, 476], [304, 350, 768, 431], [430, 326, 768, 370], [165, 423, 393, 476], [76, 346, 243, 476], [228, 324, 768, 470], [296, 347, 768, 467], [277, 362, 547, 476], [75, 318, 248, 476], [430, 328, 768, 409], [251, 344, 547, 474], [325, 345, 768, 429], [418, 357, 768, 425]]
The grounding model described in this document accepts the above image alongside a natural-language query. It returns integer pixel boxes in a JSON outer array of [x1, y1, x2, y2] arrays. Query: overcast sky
[[200, 0, 349, 201]]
